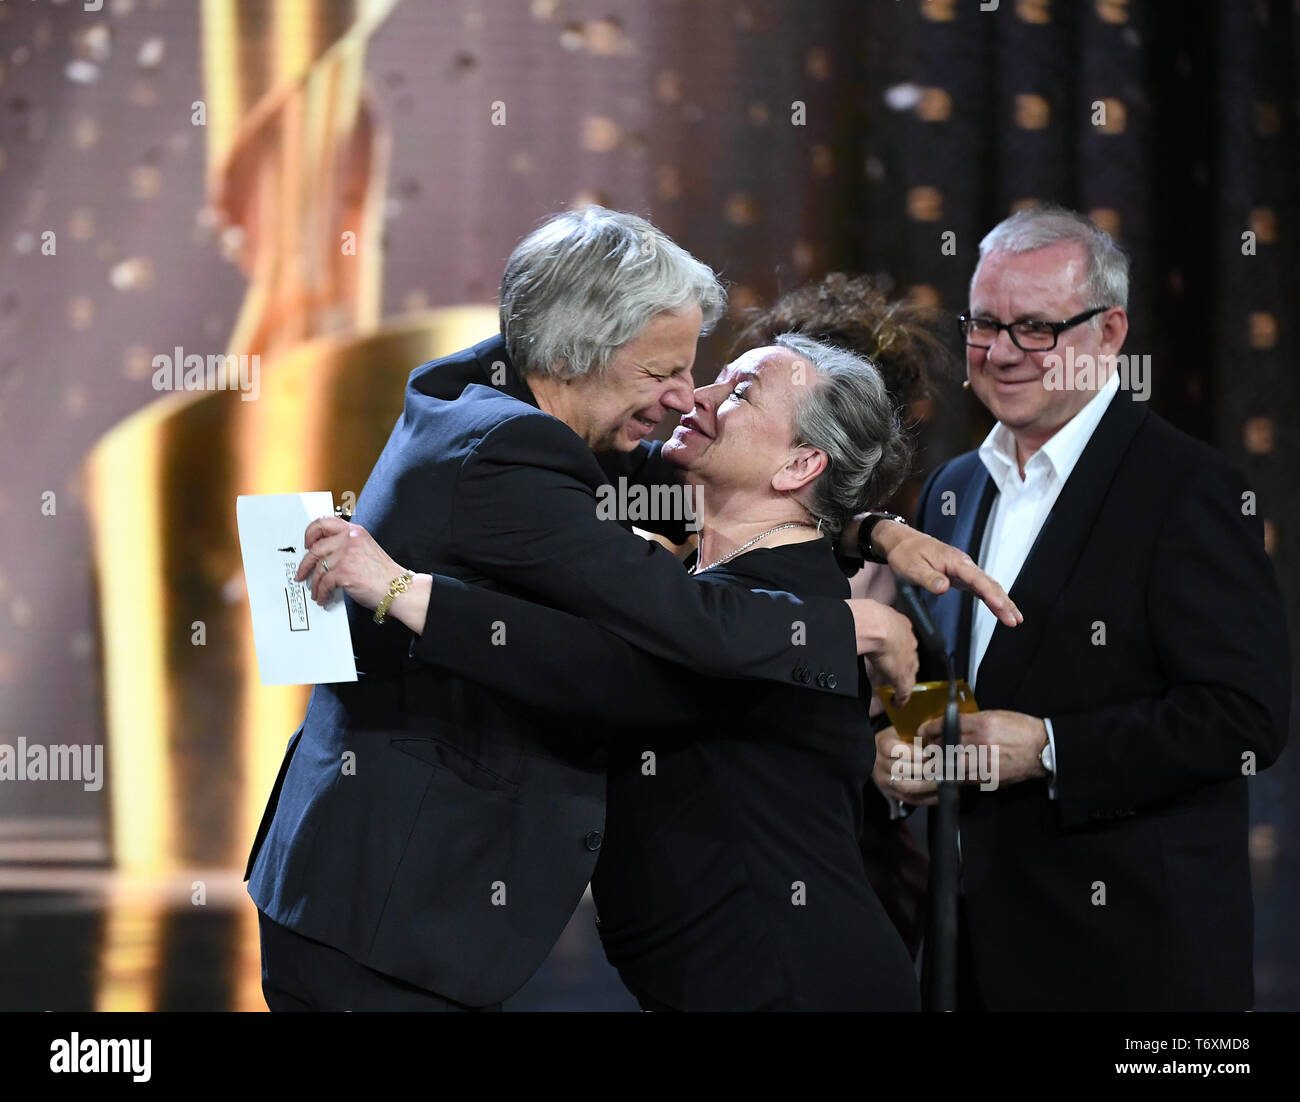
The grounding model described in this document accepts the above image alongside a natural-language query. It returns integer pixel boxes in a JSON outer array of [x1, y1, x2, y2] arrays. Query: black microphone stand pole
[[925, 652, 960, 1012], [896, 583, 960, 1012]]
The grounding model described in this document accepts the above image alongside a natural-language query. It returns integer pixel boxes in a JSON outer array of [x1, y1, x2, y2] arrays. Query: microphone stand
[[926, 651, 960, 1012], [897, 583, 960, 1012]]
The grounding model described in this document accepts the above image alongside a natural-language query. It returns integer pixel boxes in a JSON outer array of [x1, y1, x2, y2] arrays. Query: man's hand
[[917, 709, 1048, 787], [871, 521, 1022, 628], [847, 599, 918, 703], [873, 725, 938, 806]]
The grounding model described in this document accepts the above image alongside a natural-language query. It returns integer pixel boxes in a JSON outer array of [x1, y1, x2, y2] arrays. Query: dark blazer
[[915, 391, 1290, 1010], [415, 539, 921, 1011], [245, 335, 858, 1007]]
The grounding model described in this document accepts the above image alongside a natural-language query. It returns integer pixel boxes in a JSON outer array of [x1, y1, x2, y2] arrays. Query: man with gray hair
[[891, 204, 1289, 1009], [246, 206, 1017, 1010]]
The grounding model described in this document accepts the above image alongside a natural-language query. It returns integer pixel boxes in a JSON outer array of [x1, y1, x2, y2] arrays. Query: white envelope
[[236, 492, 358, 685]]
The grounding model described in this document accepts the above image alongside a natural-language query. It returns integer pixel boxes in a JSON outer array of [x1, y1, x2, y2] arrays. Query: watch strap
[[858, 512, 907, 565]]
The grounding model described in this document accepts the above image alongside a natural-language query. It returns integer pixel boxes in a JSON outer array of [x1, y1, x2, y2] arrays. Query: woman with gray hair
[[734, 274, 955, 962], [368, 333, 923, 1010]]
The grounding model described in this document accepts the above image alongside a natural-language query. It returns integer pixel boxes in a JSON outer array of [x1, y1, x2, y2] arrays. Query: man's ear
[[1100, 306, 1129, 355], [772, 446, 827, 493]]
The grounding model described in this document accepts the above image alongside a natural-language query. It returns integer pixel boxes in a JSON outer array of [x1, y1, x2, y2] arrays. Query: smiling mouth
[[677, 417, 713, 439], [633, 415, 658, 430]]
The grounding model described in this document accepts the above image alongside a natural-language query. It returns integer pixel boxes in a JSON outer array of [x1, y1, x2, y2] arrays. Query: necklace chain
[[693, 522, 816, 574]]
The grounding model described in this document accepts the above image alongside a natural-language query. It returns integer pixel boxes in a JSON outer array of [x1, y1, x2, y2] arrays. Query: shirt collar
[[979, 371, 1121, 491]]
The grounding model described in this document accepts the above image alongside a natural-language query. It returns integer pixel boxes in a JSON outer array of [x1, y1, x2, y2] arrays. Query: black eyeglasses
[[958, 306, 1109, 352]]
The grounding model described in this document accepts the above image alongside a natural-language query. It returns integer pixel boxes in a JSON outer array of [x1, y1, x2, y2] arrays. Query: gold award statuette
[[875, 680, 979, 742]]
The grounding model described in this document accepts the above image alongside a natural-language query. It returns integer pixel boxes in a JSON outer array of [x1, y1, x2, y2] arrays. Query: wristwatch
[[1039, 732, 1056, 776], [857, 512, 907, 565]]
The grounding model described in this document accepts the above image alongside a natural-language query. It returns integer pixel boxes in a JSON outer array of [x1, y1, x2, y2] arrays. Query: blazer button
[[826, 673, 838, 690], [815, 672, 828, 688], [584, 830, 603, 851]]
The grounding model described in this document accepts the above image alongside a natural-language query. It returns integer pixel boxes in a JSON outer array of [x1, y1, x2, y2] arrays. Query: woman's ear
[[771, 445, 827, 493]]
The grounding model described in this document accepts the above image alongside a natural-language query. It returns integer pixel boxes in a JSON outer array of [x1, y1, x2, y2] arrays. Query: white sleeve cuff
[[1044, 716, 1058, 800]]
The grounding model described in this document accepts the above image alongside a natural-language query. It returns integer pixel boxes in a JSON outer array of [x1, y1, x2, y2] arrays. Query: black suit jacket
[[245, 335, 857, 1006], [411, 541, 919, 1010], [915, 391, 1289, 1010]]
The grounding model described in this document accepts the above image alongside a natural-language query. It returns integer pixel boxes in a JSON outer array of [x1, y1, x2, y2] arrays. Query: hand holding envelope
[[295, 514, 412, 611], [236, 492, 358, 686]]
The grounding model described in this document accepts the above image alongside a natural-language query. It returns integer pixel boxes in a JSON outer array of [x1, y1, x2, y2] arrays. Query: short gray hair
[[775, 333, 911, 537], [974, 204, 1130, 312], [500, 206, 727, 380]]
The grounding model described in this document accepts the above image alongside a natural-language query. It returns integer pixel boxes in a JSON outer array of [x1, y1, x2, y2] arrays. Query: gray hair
[[775, 333, 912, 538], [974, 204, 1130, 313], [500, 206, 727, 380]]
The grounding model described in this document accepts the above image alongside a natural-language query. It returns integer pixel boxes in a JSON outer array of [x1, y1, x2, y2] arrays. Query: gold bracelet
[[373, 570, 415, 625]]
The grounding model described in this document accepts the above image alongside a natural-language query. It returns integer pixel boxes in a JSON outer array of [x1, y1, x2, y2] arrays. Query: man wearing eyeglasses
[[889, 205, 1289, 1010]]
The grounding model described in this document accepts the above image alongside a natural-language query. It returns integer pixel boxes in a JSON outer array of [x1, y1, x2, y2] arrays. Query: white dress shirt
[[968, 372, 1121, 790]]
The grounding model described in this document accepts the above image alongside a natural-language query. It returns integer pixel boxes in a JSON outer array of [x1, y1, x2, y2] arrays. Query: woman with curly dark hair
[[730, 273, 950, 416]]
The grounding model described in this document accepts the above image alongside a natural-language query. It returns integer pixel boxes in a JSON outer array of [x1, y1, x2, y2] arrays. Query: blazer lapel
[[954, 476, 999, 680], [926, 462, 997, 679], [973, 392, 1149, 706]]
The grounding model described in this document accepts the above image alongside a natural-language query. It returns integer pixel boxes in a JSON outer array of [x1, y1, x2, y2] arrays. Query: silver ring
[[321, 559, 330, 573]]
